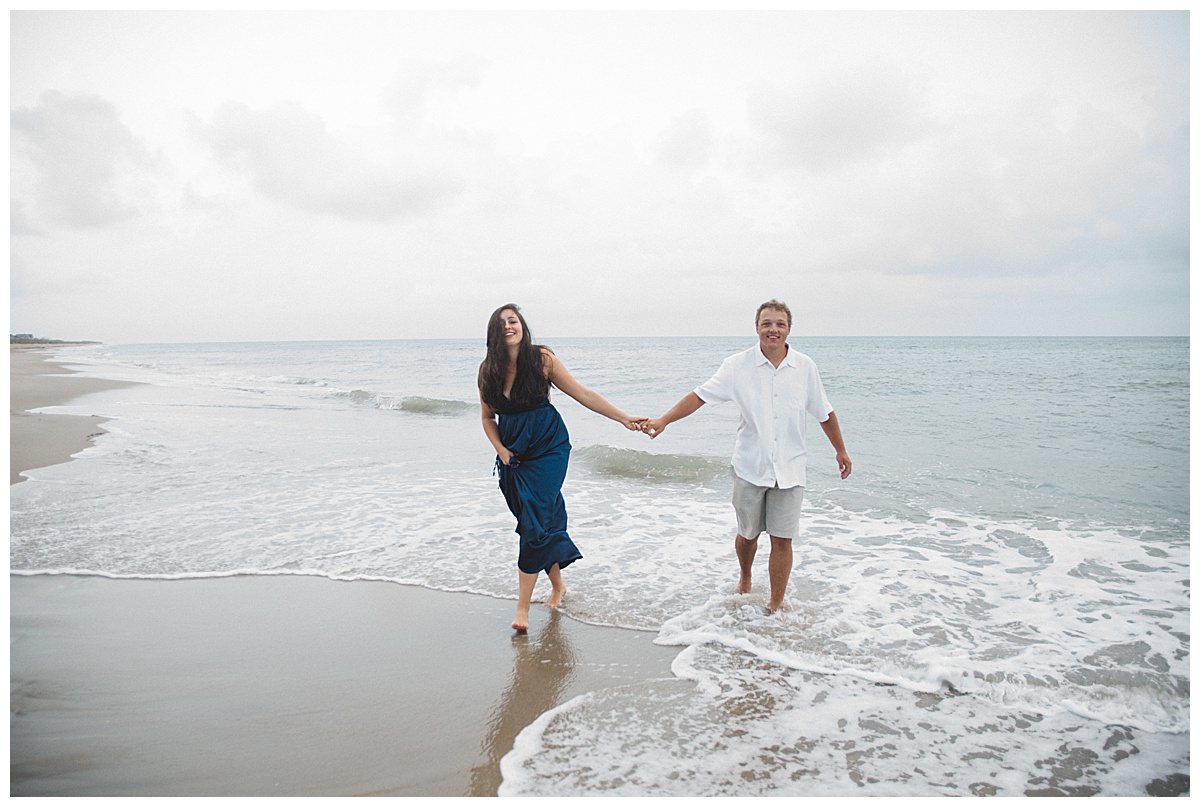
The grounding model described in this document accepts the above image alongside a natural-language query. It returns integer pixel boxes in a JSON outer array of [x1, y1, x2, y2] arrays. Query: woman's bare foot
[[512, 604, 531, 632], [514, 570, 538, 631]]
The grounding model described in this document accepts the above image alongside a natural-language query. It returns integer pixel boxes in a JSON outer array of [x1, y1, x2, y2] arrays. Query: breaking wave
[[573, 445, 728, 484], [333, 389, 474, 416]]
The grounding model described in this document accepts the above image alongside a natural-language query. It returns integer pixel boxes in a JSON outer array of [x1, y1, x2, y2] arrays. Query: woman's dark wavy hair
[[478, 304, 550, 409]]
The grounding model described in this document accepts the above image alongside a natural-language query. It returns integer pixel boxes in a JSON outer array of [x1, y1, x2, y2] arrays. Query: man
[[641, 300, 851, 613]]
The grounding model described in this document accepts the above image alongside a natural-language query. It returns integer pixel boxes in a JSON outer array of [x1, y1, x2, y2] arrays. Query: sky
[[9, 9, 1190, 344]]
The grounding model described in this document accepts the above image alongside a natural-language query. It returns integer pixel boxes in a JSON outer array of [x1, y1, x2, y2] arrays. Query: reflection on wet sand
[[470, 612, 576, 795]]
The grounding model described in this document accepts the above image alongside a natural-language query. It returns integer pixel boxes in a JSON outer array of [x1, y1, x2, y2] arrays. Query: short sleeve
[[694, 356, 736, 404], [806, 362, 834, 422]]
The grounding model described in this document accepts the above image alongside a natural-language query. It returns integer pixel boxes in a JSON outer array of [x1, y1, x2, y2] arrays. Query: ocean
[[10, 336, 1189, 796]]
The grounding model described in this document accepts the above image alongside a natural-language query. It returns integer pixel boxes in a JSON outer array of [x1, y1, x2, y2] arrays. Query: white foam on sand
[[497, 642, 1188, 797]]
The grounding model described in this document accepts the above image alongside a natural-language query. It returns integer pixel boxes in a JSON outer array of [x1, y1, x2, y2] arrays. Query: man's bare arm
[[642, 392, 705, 439], [820, 411, 851, 479]]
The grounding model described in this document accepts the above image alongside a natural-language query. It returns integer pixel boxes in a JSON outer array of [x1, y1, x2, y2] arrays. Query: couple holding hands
[[479, 301, 851, 632]]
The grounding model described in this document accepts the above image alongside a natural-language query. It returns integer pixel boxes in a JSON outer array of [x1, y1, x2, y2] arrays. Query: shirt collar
[[755, 343, 796, 367]]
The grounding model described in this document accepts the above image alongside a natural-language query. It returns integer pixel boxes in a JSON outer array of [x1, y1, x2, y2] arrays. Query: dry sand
[[10, 346, 136, 485], [9, 347, 681, 796]]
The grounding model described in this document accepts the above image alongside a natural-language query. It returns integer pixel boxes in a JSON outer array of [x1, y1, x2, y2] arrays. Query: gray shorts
[[731, 469, 805, 540]]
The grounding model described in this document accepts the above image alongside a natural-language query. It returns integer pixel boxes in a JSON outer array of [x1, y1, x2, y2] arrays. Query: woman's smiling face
[[500, 309, 523, 347]]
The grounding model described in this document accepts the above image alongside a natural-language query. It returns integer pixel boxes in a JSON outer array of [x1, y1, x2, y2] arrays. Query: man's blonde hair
[[756, 299, 792, 327]]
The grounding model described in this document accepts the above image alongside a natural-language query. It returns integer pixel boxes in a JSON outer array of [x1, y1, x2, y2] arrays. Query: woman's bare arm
[[479, 395, 515, 465], [543, 349, 643, 430]]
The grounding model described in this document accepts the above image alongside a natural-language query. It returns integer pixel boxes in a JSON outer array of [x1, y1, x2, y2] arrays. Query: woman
[[479, 304, 643, 632]]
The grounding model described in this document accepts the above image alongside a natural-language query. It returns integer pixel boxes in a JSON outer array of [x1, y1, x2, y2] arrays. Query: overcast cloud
[[195, 99, 465, 222], [12, 90, 159, 228], [9, 10, 1188, 343]]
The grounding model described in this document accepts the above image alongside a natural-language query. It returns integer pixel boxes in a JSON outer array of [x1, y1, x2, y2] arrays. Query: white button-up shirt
[[694, 344, 833, 489]]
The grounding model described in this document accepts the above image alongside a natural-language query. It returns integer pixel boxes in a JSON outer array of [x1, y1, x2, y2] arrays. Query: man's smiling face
[[756, 307, 791, 352]]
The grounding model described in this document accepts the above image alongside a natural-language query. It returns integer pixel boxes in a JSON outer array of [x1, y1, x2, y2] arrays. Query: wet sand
[[9, 348, 681, 796], [11, 574, 679, 796]]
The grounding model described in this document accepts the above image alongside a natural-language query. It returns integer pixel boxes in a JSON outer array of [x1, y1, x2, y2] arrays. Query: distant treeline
[[10, 335, 99, 345]]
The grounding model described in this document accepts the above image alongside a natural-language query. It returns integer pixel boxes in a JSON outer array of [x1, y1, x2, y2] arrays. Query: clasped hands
[[623, 417, 667, 439]]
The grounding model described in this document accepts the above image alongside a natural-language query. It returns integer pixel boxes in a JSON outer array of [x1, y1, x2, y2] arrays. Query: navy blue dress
[[494, 397, 582, 575]]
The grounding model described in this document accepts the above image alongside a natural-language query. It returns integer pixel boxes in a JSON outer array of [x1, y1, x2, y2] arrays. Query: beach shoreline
[[10, 340, 1188, 796], [10, 345, 138, 484], [9, 349, 683, 796]]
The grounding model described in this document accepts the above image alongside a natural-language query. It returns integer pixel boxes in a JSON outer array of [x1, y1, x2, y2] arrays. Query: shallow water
[[11, 336, 1189, 795]]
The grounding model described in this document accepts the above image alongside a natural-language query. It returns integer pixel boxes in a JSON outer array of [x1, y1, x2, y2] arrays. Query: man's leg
[[735, 534, 758, 593], [731, 472, 766, 595], [767, 535, 793, 613]]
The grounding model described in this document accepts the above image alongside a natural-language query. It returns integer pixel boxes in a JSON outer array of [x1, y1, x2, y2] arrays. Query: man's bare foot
[[546, 585, 566, 610], [737, 575, 752, 594], [512, 604, 530, 632], [766, 599, 786, 614]]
